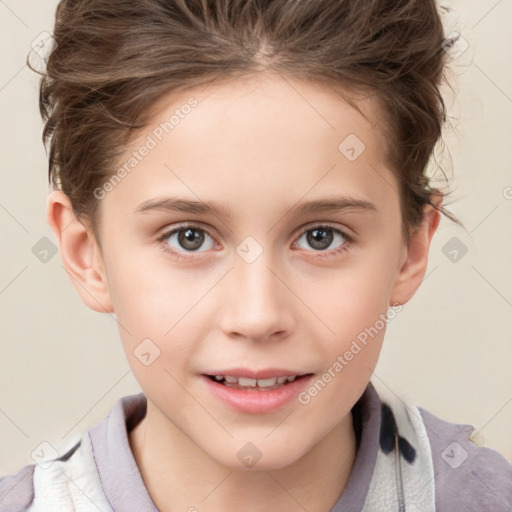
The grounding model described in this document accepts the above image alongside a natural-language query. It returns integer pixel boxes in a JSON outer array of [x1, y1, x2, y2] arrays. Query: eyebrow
[[133, 195, 378, 219]]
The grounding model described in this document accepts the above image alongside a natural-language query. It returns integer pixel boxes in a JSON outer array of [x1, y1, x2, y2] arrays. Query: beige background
[[1, 0, 511, 476]]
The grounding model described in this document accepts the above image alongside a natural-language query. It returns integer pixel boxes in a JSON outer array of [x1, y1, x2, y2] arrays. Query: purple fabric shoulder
[[0, 463, 35, 511], [419, 406, 512, 511]]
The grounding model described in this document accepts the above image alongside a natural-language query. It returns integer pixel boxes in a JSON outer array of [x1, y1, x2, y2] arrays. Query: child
[[1, 0, 511, 510]]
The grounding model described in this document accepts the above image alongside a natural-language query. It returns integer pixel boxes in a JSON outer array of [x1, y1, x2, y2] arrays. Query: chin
[[210, 441, 307, 472]]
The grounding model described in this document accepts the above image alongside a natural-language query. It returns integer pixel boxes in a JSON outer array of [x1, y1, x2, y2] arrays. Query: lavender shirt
[[1, 381, 511, 511]]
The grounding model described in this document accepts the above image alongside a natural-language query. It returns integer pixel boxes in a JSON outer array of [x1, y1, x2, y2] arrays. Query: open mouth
[[205, 373, 313, 391]]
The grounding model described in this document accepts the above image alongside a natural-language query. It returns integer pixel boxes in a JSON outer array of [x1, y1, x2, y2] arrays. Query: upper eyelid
[[158, 222, 215, 241], [298, 222, 351, 237]]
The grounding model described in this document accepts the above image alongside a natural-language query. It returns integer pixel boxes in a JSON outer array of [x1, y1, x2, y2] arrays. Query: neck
[[129, 402, 357, 512]]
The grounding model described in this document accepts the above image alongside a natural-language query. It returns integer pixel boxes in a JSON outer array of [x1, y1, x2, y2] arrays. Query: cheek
[[296, 270, 392, 418], [296, 244, 399, 388], [102, 250, 201, 371], [105, 245, 187, 325], [306, 258, 396, 339]]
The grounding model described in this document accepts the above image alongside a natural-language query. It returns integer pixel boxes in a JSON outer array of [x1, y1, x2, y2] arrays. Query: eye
[[294, 224, 352, 258], [157, 224, 216, 258], [157, 222, 353, 260]]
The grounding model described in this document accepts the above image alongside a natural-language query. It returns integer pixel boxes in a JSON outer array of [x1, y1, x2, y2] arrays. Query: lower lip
[[201, 374, 313, 414]]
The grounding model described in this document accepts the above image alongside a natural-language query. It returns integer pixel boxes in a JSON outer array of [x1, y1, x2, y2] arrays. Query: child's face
[[81, 73, 419, 469]]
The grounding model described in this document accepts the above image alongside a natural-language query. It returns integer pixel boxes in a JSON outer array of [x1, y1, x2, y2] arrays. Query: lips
[[202, 372, 315, 414]]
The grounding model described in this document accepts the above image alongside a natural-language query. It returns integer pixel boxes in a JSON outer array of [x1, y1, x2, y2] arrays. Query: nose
[[218, 251, 295, 343]]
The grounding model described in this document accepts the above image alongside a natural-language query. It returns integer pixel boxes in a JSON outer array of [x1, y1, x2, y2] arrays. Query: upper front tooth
[[277, 376, 288, 384], [286, 376, 296, 382], [224, 375, 238, 383], [238, 377, 257, 387], [257, 377, 277, 388]]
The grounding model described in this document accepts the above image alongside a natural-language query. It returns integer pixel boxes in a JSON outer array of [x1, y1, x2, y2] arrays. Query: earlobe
[[389, 195, 442, 307], [46, 190, 114, 313]]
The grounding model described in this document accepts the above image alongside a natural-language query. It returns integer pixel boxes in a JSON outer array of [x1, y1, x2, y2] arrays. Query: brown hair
[[28, 0, 464, 244]]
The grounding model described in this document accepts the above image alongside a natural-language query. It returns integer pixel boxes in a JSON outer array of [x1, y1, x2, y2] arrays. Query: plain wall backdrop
[[1, 0, 511, 476]]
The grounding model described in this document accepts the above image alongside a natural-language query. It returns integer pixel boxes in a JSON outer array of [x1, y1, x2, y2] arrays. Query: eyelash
[[156, 222, 354, 261]]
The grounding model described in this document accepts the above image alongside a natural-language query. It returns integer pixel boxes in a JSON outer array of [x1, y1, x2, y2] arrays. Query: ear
[[46, 190, 114, 313], [389, 192, 443, 306]]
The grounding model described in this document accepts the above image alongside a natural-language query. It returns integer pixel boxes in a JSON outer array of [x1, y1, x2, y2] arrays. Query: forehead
[[146, 72, 388, 166], [102, 72, 399, 225]]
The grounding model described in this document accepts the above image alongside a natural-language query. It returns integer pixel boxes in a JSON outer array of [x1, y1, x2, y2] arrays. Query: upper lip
[[204, 368, 312, 379]]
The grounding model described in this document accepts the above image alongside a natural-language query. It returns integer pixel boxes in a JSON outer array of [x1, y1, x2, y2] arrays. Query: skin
[[47, 71, 441, 512]]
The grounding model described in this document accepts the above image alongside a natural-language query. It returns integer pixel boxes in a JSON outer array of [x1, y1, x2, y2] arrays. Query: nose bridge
[[221, 240, 292, 340]]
